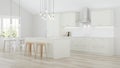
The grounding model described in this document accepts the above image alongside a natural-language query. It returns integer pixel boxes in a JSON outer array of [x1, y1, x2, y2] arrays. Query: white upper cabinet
[[60, 12, 76, 27], [47, 14, 60, 37], [91, 9, 114, 26]]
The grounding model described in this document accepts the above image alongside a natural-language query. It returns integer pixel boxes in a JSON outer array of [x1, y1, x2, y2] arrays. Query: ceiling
[[13, 0, 120, 14]]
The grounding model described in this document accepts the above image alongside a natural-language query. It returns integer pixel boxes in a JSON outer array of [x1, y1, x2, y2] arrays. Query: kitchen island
[[25, 37, 71, 59]]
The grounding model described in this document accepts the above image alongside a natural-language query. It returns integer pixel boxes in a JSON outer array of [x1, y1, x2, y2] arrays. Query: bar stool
[[3, 40, 13, 52], [25, 42, 34, 56], [35, 42, 47, 59]]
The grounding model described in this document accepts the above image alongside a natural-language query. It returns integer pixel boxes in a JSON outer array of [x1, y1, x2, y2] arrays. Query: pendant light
[[10, 0, 12, 24], [10, 0, 13, 37], [18, 0, 21, 37], [9, 0, 21, 37], [40, 0, 54, 20]]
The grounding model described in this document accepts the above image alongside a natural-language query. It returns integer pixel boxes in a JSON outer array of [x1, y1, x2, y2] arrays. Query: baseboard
[[71, 50, 114, 56]]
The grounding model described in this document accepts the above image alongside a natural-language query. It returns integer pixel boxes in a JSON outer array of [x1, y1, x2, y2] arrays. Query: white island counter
[[47, 38, 71, 59], [25, 37, 71, 59]]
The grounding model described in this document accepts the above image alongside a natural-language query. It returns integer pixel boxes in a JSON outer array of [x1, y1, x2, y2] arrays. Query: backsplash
[[64, 26, 114, 38]]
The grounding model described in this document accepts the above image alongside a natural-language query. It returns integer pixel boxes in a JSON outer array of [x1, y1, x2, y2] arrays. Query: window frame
[[0, 16, 21, 38]]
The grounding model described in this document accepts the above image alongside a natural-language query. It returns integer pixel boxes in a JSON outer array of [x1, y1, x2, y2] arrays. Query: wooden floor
[[0, 51, 120, 68]]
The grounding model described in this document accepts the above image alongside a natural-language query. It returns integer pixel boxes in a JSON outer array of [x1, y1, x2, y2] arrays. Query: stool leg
[[40, 45, 43, 59], [45, 44, 47, 58], [34, 44, 36, 58], [25, 43, 29, 56], [36, 45, 38, 58], [24, 44, 27, 56], [29, 44, 32, 56]]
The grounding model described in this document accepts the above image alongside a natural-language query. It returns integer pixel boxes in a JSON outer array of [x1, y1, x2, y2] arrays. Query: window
[[0, 17, 20, 38]]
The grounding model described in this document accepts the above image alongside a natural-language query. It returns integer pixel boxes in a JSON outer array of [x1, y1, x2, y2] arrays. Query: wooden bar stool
[[25, 42, 34, 56], [35, 42, 47, 59]]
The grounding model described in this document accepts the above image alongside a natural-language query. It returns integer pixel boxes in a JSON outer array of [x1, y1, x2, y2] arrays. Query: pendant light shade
[[80, 7, 91, 25], [39, 0, 54, 20]]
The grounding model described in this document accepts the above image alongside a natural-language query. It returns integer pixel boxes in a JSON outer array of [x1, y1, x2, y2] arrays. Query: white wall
[[114, 8, 120, 55], [13, 0, 120, 14], [0, 0, 33, 37]]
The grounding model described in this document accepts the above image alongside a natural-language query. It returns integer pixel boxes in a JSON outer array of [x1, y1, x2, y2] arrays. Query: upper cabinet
[[58, 9, 114, 27], [91, 9, 114, 26], [60, 12, 76, 27], [46, 12, 77, 37], [47, 14, 61, 37]]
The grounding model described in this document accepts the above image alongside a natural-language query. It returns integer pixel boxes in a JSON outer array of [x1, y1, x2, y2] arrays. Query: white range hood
[[80, 7, 91, 24]]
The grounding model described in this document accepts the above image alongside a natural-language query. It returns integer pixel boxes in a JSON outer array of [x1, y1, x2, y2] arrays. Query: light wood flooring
[[0, 51, 120, 68]]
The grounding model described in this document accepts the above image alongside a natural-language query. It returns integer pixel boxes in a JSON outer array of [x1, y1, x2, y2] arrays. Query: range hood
[[80, 7, 91, 24]]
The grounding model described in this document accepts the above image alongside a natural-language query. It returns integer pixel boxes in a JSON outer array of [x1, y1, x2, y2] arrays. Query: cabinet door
[[60, 12, 76, 27], [47, 14, 60, 37], [91, 9, 114, 26]]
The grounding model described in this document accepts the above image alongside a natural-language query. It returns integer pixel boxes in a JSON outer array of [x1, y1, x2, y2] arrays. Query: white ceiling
[[13, 0, 120, 14]]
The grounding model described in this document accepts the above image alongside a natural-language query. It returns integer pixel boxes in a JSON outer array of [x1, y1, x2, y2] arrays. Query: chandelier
[[40, 0, 54, 20]]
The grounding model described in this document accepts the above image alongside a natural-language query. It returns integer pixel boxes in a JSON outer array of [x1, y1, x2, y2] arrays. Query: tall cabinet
[[46, 12, 77, 37]]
